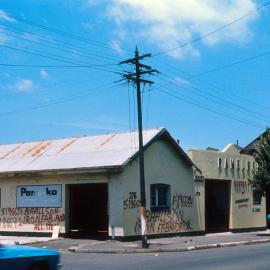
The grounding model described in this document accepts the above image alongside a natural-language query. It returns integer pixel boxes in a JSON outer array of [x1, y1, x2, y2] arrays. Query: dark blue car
[[0, 244, 61, 270]]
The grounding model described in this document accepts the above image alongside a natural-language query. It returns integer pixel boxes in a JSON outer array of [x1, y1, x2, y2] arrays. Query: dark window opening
[[150, 184, 171, 211], [236, 160, 240, 170], [253, 190, 262, 205], [230, 159, 235, 169]]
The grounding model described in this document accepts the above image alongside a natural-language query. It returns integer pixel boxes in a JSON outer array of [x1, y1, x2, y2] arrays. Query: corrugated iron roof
[[0, 128, 164, 174]]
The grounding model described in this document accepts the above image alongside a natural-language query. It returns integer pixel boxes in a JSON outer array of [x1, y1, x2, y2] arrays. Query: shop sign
[[16, 185, 62, 208], [194, 175, 204, 183]]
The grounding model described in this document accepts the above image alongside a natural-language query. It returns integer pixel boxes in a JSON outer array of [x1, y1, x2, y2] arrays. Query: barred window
[[150, 184, 171, 211]]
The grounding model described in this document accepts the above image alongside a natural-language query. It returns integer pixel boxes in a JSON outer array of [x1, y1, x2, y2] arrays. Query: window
[[218, 157, 222, 168], [236, 159, 240, 170], [253, 190, 262, 205], [224, 158, 228, 169], [241, 160, 245, 170], [247, 161, 250, 171], [230, 159, 235, 169], [150, 184, 171, 211]]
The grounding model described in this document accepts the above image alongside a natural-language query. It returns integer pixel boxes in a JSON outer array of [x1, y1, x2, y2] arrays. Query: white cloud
[[40, 69, 48, 79], [0, 10, 15, 45], [0, 33, 7, 45], [0, 10, 15, 22], [174, 76, 190, 86], [103, 0, 258, 58], [8, 79, 33, 92], [21, 32, 39, 42], [82, 22, 93, 30], [110, 40, 125, 55]]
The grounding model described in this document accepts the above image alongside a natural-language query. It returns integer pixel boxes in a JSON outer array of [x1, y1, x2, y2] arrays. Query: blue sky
[[0, 0, 270, 151]]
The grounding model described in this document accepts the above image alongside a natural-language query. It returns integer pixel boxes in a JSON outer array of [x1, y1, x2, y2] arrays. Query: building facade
[[189, 144, 266, 232], [0, 128, 205, 239]]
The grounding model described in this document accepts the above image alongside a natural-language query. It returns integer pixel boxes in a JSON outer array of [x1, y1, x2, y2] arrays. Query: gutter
[[0, 166, 123, 178]]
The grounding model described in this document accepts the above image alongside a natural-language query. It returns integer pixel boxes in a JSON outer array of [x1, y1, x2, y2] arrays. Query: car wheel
[[29, 262, 48, 270]]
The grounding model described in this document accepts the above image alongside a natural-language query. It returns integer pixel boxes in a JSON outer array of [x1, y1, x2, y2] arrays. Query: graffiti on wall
[[172, 194, 193, 209], [235, 198, 250, 210], [123, 192, 141, 210], [123, 193, 193, 234], [234, 181, 250, 194], [0, 208, 65, 231], [134, 209, 192, 234]]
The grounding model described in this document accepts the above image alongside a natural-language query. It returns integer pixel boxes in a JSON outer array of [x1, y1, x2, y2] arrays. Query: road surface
[[60, 242, 270, 270]]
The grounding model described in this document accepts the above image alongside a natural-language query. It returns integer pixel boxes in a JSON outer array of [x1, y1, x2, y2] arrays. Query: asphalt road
[[60, 243, 270, 270]]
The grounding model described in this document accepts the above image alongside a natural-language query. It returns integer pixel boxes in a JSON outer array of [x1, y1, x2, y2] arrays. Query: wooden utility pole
[[119, 47, 158, 248]]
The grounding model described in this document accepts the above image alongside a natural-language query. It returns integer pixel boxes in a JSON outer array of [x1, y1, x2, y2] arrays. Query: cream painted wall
[[189, 146, 266, 230], [108, 175, 124, 237], [0, 174, 108, 234], [230, 179, 266, 229], [114, 140, 205, 237]]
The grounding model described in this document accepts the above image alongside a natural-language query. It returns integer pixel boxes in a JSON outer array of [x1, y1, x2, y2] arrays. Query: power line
[[157, 74, 270, 123], [144, 87, 152, 129], [10, 15, 131, 55], [0, 43, 119, 73], [153, 1, 270, 57], [151, 56, 270, 114], [0, 82, 118, 117], [151, 78, 268, 128], [0, 24, 120, 63], [187, 50, 270, 79], [132, 83, 136, 136], [0, 63, 116, 68], [36, 73, 113, 97], [156, 87, 264, 129], [127, 82, 134, 152], [1, 76, 102, 101]]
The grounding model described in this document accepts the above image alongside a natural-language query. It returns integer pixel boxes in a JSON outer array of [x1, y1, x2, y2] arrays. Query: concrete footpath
[[0, 235, 51, 245], [67, 230, 270, 254], [2, 230, 270, 254]]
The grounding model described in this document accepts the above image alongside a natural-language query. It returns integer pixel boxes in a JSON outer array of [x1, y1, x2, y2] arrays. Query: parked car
[[0, 244, 61, 270]]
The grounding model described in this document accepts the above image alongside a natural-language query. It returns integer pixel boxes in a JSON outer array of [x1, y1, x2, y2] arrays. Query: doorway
[[205, 180, 230, 232], [68, 183, 108, 239]]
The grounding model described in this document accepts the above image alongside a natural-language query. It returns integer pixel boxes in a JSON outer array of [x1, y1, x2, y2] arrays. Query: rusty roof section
[[0, 145, 21, 160], [0, 129, 163, 173], [57, 138, 78, 153], [95, 133, 116, 150], [0, 128, 197, 174]]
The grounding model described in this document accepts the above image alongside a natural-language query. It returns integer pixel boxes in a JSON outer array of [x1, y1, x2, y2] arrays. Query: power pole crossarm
[[118, 47, 158, 248], [119, 53, 152, 65]]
